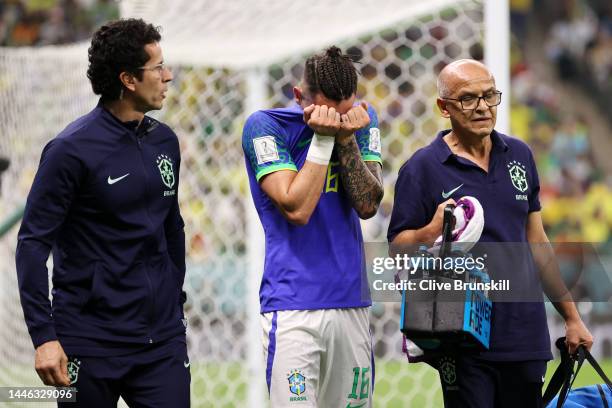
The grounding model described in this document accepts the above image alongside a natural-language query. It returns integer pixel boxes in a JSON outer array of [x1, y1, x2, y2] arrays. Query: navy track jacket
[[16, 102, 186, 353]]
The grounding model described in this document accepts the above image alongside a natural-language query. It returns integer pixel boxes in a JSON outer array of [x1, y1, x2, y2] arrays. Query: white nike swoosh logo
[[442, 183, 463, 199], [107, 173, 130, 185], [184, 360, 190, 368]]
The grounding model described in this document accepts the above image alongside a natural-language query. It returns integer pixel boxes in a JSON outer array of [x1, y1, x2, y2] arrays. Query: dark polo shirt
[[388, 129, 553, 361]]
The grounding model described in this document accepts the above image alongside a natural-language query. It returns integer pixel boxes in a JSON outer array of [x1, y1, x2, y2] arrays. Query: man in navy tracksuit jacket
[[16, 19, 189, 407]]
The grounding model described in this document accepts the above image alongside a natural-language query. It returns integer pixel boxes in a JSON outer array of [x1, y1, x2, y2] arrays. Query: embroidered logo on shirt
[[507, 160, 528, 192], [107, 173, 129, 185], [254, 136, 279, 165], [369, 128, 381, 153], [441, 184, 463, 199], [156, 154, 175, 189]]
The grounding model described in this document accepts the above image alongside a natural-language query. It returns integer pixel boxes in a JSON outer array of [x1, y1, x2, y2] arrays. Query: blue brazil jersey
[[242, 104, 382, 313], [388, 130, 552, 361]]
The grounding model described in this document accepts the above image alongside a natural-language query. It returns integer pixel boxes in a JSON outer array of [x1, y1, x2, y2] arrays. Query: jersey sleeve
[[387, 158, 435, 242], [526, 146, 541, 213], [16, 138, 84, 348], [355, 105, 382, 164], [242, 111, 297, 182]]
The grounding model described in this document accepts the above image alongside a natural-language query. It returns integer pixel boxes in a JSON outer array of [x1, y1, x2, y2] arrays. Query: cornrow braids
[[303, 46, 359, 102]]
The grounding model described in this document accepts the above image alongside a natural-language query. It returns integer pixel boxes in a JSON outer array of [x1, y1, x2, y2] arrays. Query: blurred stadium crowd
[[511, 0, 611, 243], [0, 0, 118, 46], [511, 77, 610, 244], [541, 0, 611, 116]]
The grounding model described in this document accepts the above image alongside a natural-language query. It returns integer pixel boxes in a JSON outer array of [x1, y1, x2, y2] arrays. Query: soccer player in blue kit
[[387, 59, 593, 408], [242, 46, 384, 407], [16, 19, 189, 407]]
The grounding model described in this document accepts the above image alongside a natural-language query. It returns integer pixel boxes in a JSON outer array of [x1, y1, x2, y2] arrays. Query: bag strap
[[596, 384, 609, 408], [439, 204, 455, 259], [556, 347, 587, 408], [583, 348, 612, 391], [543, 337, 573, 405], [543, 337, 612, 407]]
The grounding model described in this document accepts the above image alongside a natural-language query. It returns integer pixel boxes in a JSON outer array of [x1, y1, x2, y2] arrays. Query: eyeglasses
[[137, 63, 168, 74], [442, 91, 502, 110]]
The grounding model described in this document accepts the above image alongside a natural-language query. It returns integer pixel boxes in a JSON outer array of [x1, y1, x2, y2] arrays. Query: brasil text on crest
[[156, 154, 176, 196]]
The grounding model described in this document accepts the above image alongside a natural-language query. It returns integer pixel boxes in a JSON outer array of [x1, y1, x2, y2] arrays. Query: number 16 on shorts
[[347, 367, 370, 406]]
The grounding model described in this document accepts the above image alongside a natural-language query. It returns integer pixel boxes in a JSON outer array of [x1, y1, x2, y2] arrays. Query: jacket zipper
[[135, 130, 156, 344]]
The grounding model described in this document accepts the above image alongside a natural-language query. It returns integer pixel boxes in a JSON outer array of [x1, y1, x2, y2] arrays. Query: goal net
[[0, 1, 484, 406]]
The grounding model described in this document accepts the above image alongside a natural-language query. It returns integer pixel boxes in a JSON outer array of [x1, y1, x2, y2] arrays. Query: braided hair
[[303, 46, 358, 102]]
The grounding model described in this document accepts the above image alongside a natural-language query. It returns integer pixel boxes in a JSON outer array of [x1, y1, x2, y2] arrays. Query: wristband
[[305, 133, 335, 165]]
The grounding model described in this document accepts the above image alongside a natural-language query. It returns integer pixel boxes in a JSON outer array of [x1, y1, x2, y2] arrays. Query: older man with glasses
[[387, 59, 592, 408]]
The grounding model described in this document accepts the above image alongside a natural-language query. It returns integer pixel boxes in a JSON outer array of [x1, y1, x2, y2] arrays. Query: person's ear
[[293, 86, 303, 105], [119, 71, 137, 92], [437, 98, 450, 118]]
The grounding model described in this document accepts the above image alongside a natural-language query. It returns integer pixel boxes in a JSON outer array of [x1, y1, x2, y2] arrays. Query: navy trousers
[[435, 355, 547, 408], [59, 339, 190, 408]]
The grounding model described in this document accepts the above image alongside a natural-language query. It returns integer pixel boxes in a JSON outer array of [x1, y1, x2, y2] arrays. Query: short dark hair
[[87, 18, 161, 101], [303, 46, 358, 102]]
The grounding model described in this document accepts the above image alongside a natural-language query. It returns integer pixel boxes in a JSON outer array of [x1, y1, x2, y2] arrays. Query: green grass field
[[188, 359, 612, 407], [544, 358, 612, 388], [3, 359, 609, 407], [191, 359, 612, 408]]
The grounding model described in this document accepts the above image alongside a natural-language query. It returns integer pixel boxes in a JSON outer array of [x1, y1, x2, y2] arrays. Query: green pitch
[[191, 359, 612, 408], [4, 359, 609, 407], [189, 359, 612, 407], [544, 358, 612, 389]]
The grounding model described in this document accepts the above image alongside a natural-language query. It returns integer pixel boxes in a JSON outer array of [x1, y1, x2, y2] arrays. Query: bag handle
[[543, 337, 573, 406], [439, 204, 455, 259], [557, 347, 586, 408], [543, 337, 612, 407]]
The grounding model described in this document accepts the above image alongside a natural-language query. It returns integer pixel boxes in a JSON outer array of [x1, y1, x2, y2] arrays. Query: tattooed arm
[[336, 102, 384, 219], [336, 140, 383, 218]]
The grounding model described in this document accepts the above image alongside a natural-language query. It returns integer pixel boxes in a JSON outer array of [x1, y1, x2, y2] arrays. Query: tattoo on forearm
[[335, 138, 383, 217]]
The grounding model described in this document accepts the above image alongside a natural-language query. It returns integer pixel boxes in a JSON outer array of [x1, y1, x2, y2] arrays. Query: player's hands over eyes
[[337, 101, 370, 141], [35, 340, 70, 386], [303, 104, 341, 137]]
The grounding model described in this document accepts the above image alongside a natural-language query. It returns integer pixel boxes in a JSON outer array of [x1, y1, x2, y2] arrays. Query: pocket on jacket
[[53, 259, 98, 311]]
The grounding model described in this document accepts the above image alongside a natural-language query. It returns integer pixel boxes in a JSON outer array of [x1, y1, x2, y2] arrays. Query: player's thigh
[[495, 361, 546, 408], [58, 356, 121, 408], [263, 310, 323, 407], [320, 308, 373, 408], [436, 355, 496, 408], [120, 343, 191, 408]]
